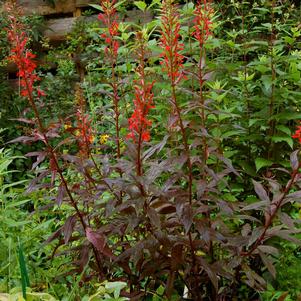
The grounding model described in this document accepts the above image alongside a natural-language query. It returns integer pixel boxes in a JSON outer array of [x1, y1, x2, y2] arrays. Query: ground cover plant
[[1, 0, 301, 300]]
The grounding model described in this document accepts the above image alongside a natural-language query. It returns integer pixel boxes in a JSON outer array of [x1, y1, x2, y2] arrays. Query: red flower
[[193, 0, 213, 47], [292, 125, 301, 143], [75, 109, 94, 157], [127, 82, 155, 142], [160, 0, 185, 84], [98, 0, 119, 57], [127, 32, 155, 143], [6, 4, 45, 100]]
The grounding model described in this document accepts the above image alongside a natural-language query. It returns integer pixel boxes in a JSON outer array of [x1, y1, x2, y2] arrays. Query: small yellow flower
[[196, 250, 206, 256], [74, 129, 80, 137], [100, 134, 109, 144], [64, 124, 72, 130]]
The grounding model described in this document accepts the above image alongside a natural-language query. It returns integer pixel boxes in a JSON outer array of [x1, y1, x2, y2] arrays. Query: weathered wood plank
[[44, 17, 77, 40], [16, 0, 75, 16], [123, 9, 153, 24], [75, 0, 99, 8], [44, 9, 154, 41]]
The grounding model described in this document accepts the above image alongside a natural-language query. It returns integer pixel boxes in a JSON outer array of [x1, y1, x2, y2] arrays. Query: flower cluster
[[160, 0, 185, 84], [292, 125, 301, 143], [75, 110, 94, 157], [74, 86, 94, 158], [127, 81, 155, 142], [6, 4, 43, 98], [128, 32, 155, 142], [98, 0, 119, 56], [193, 0, 213, 47]]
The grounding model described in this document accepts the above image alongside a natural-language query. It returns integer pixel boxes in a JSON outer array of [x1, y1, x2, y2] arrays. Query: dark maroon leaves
[[252, 180, 269, 203], [44, 228, 62, 245], [147, 207, 161, 229], [259, 250, 276, 278], [56, 184, 66, 206], [63, 215, 77, 244], [290, 150, 299, 171], [26, 151, 47, 169], [198, 257, 218, 291]]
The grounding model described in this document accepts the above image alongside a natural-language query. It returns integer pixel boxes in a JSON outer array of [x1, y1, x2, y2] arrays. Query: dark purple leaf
[[86, 227, 107, 252], [78, 245, 90, 271], [143, 135, 168, 160], [26, 151, 47, 169], [56, 184, 66, 206], [64, 215, 77, 244], [257, 245, 279, 255], [150, 199, 175, 214], [290, 150, 299, 171], [44, 228, 62, 244], [182, 204, 193, 234], [198, 257, 218, 291], [196, 180, 207, 199], [259, 250, 276, 278], [10, 118, 35, 124], [171, 244, 183, 270], [147, 207, 161, 229], [216, 154, 240, 177], [242, 200, 268, 211], [279, 212, 295, 229], [241, 223, 251, 237], [252, 180, 269, 203], [248, 227, 265, 247], [8, 136, 36, 144], [273, 230, 301, 245], [26, 170, 50, 194], [285, 191, 301, 200]]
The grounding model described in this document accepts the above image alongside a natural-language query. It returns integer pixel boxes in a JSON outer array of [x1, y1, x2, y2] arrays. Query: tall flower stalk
[[193, 0, 213, 165], [98, 0, 121, 159], [74, 85, 94, 159], [160, 0, 198, 297], [160, 0, 193, 205], [127, 31, 155, 176], [5, 3, 103, 275]]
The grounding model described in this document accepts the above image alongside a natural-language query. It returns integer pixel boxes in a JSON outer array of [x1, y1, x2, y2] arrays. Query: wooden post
[[74, 7, 81, 17]]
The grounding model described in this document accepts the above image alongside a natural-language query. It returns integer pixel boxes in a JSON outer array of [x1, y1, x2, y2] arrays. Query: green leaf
[[182, 2, 195, 14], [238, 161, 256, 177], [276, 125, 291, 136], [221, 129, 244, 139], [271, 112, 301, 121], [105, 282, 127, 299], [89, 4, 102, 11], [261, 75, 272, 92], [18, 241, 30, 300], [255, 158, 273, 171], [134, 1, 147, 11], [272, 136, 293, 149]]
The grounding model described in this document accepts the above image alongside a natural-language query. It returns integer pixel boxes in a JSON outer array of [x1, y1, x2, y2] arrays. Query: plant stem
[[22, 71, 103, 277], [242, 160, 301, 256]]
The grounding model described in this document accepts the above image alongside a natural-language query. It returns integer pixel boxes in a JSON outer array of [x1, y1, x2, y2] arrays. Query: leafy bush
[[1, 0, 301, 300]]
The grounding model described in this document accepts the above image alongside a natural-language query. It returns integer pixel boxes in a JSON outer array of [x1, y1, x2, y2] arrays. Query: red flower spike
[[127, 82, 155, 142], [73, 86, 94, 158], [98, 0, 120, 58], [75, 109, 94, 157], [6, 4, 45, 101], [127, 32, 155, 143], [160, 0, 185, 84], [193, 0, 213, 47], [292, 125, 301, 143]]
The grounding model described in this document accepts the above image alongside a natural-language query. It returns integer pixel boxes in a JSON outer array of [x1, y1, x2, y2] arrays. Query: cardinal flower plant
[[4, 0, 301, 300]]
